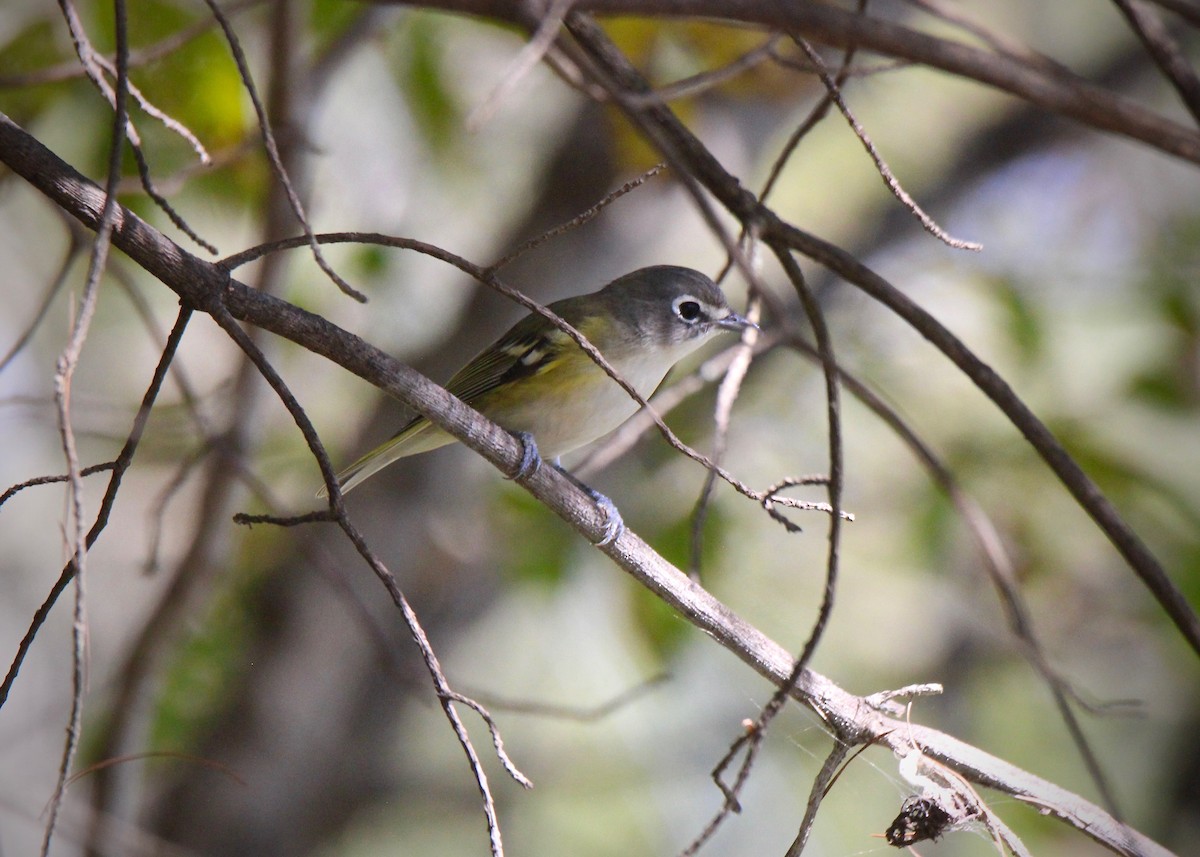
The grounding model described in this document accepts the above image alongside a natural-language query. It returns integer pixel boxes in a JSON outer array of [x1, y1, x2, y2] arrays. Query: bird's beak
[[716, 312, 758, 332]]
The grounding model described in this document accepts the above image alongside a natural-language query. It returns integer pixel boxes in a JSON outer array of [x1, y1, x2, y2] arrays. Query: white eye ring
[[674, 296, 703, 323]]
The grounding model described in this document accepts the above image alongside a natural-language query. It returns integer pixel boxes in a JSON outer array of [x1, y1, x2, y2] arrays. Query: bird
[[325, 265, 755, 542]]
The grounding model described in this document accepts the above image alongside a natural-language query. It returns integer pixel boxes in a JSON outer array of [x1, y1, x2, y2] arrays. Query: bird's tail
[[316, 419, 446, 497]]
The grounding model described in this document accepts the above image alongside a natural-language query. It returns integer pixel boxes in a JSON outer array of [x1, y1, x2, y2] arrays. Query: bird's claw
[[588, 488, 625, 546], [506, 431, 542, 481]]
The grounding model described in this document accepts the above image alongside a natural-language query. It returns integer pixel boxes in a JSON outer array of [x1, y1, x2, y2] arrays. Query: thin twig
[[142, 445, 212, 573], [789, 34, 981, 251], [443, 690, 533, 788], [783, 741, 851, 857], [1111, 0, 1200, 126], [223, 232, 839, 526], [0, 307, 193, 711], [0, 0, 265, 87], [0, 463, 116, 509], [759, 0, 868, 205], [688, 292, 760, 579], [463, 674, 668, 721], [199, 0, 367, 301], [467, 0, 574, 131], [678, 719, 761, 856], [209, 302, 517, 856], [52, 0, 216, 252], [626, 35, 781, 105], [488, 164, 666, 271], [901, 0, 1073, 76], [0, 222, 87, 372], [41, 5, 130, 850], [65, 750, 248, 788]]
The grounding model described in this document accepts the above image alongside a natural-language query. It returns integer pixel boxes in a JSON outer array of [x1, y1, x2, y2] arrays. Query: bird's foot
[[587, 488, 625, 547], [550, 462, 624, 546], [506, 431, 542, 481]]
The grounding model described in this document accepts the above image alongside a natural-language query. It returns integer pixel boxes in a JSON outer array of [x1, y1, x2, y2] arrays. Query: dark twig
[[41, 3, 131, 851], [199, 0, 366, 301], [234, 510, 335, 527], [464, 674, 669, 721], [783, 741, 851, 857], [488, 164, 666, 271], [759, 0, 868, 204], [687, 294, 759, 579], [142, 445, 212, 574], [547, 11, 1200, 658], [0, 110, 1176, 857], [788, 34, 981, 251], [208, 302, 521, 856], [0, 220, 86, 373], [0, 463, 116, 508], [1111, 0, 1200, 126], [901, 0, 1074, 76], [0, 307, 192, 711], [678, 719, 759, 855], [467, 0, 573, 131], [628, 35, 781, 104]]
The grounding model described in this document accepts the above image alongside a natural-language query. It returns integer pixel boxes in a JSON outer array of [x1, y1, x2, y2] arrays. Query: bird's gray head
[[602, 266, 755, 348]]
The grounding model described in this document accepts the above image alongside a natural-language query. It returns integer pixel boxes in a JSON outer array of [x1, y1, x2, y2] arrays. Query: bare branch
[[0, 220, 86, 373], [788, 34, 981, 251], [198, 0, 366, 301], [1111, 0, 1200, 125], [40, 3, 131, 850], [402, 0, 1200, 164], [467, 0, 573, 131], [546, 14, 1200, 659], [210, 302, 521, 855], [0, 306, 192, 710], [0, 106, 1179, 857], [488, 163, 665, 270], [783, 740, 851, 857]]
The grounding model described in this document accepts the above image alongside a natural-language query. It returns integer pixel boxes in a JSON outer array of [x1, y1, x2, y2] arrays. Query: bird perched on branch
[[325, 265, 755, 543]]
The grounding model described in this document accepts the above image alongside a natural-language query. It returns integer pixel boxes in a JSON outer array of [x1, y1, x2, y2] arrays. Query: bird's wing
[[444, 321, 566, 404]]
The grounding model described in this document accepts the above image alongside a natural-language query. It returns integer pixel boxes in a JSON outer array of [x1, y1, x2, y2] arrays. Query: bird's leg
[[551, 462, 625, 547], [505, 431, 543, 481], [505, 432, 623, 545]]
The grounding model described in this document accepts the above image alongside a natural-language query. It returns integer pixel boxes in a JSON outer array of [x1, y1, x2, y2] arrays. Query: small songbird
[[327, 265, 755, 540]]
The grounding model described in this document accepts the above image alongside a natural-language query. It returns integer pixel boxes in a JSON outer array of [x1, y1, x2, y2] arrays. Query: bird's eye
[[675, 299, 703, 322]]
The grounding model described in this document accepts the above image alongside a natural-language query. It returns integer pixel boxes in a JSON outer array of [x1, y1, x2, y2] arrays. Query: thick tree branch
[[0, 109, 1175, 857], [392, 0, 1200, 164], [555, 11, 1200, 663]]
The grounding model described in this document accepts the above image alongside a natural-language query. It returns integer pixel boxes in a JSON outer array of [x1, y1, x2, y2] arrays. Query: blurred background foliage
[[1, 1, 1198, 855]]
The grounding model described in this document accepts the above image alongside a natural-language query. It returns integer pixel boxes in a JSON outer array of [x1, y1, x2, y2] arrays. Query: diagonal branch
[[553, 14, 1200, 660], [398, 0, 1200, 164], [1111, 0, 1200, 125], [0, 110, 1175, 857]]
